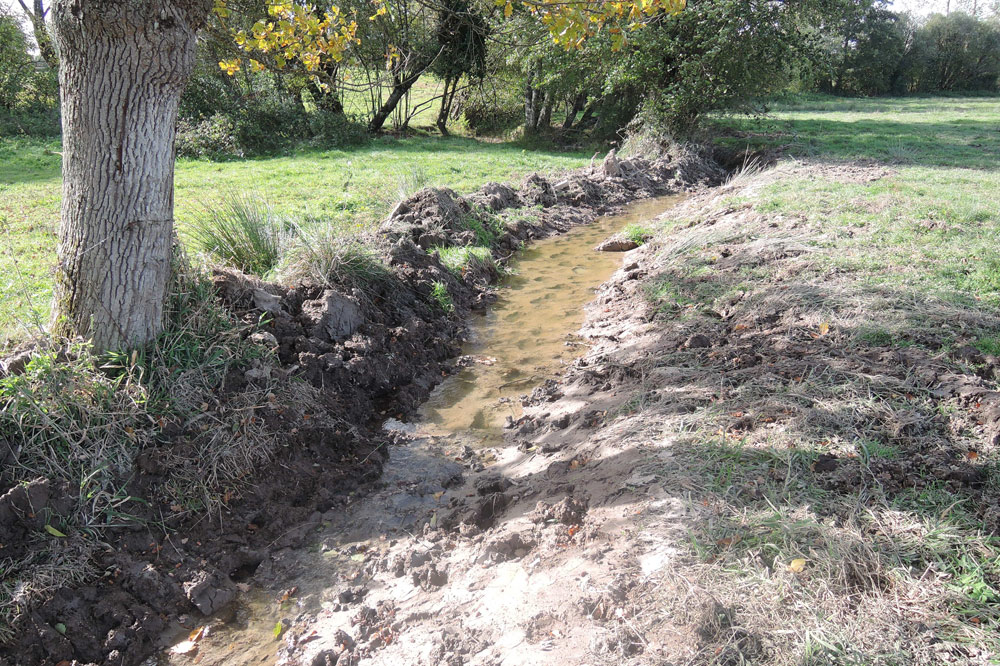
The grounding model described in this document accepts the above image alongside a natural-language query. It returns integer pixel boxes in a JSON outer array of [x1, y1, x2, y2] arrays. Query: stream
[[154, 194, 682, 665]]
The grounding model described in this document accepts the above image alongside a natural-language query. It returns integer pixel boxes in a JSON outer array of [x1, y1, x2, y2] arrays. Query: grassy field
[[618, 94, 1000, 662], [712, 95, 1000, 313], [0, 135, 588, 345]]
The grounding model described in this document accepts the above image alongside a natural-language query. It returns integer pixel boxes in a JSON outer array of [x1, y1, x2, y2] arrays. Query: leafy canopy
[[212, 0, 686, 74]]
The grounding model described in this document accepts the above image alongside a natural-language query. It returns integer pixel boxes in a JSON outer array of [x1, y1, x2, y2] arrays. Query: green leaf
[[53, 623, 67, 635], [273, 620, 283, 638], [44, 524, 66, 538]]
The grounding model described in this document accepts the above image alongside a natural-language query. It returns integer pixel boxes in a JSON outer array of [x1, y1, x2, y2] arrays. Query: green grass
[[0, 134, 587, 344], [711, 95, 1000, 312]]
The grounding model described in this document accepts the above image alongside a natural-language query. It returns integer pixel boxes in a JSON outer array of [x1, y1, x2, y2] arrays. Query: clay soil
[[241, 162, 999, 666], [0, 147, 720, 666]]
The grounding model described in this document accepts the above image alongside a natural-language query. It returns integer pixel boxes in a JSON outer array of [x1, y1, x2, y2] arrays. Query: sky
[[0, 0, 971, 35], [892, 0, 952, 15]]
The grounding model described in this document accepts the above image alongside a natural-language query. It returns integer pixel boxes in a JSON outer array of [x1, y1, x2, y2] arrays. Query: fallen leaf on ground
[[171, 641, 199, 655], [787, 558, 807, 573]]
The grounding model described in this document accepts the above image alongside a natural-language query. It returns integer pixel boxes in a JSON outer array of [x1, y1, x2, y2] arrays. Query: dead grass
[[573, 160, 1000, 664]]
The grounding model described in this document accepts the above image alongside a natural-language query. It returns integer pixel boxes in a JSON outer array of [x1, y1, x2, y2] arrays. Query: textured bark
[[51, 0, 211, 352]]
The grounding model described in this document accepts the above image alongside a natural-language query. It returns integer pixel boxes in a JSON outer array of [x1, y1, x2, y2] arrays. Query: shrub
[[306, 110, 369, 148], [461, 79, 524, 136], [185, 192, 290, 277], [175, 114, 243, 159]]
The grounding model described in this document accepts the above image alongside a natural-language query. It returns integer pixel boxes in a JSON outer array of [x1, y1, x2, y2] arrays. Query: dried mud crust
[[0, 148, 722, 666], [261, 161, 1000, 666]]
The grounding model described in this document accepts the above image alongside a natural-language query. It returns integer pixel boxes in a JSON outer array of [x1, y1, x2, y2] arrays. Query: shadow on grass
[[713, 97, 1000, 170]]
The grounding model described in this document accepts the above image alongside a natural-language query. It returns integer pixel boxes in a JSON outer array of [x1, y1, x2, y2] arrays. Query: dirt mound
[[0, 149, 721, 666]]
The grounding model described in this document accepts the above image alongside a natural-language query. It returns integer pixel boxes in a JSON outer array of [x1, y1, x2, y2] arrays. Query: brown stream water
[[153, 194, 682, 665], [416, 195, 682, 447]]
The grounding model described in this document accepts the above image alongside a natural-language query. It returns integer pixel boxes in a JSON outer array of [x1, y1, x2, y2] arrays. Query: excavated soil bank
[[0, 147, 721, 666], [151, 160, 1000, 666]]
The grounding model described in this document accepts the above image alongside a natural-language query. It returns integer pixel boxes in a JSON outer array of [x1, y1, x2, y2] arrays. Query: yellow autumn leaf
[[818, 321, 830, 336], [787, 558, 807, 573]]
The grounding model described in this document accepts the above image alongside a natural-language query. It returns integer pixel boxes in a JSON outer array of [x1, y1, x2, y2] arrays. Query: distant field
[[711, 95, 1000, 309], [0, 135, 588, 344]]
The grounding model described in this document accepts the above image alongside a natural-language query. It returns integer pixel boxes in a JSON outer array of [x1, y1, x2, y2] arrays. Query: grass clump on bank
[[434, 245, 496, 278], [186, 192, 291, 278]]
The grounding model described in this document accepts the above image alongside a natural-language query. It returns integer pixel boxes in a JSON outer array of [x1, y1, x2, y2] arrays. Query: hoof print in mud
[[411, 562, 449, 589], [441, 479, 512, 530], [474, 474, 512, 496], [479, 532, 536, 563]]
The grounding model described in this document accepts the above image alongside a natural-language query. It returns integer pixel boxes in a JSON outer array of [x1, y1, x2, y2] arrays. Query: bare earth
[[166, 160, 1000, 666]]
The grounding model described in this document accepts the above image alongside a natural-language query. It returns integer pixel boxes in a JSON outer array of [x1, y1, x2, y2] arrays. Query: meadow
[[0, 135, 588, 345]]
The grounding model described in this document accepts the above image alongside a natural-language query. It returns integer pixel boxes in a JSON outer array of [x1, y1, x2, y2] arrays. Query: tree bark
[[51, 0, 211, 352], [537, 91, 553, 130], [562, 93, 586, 131]]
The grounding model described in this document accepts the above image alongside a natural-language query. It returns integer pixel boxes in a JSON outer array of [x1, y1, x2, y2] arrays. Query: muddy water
[[154, 195, 681, 665], [417, 195, 682, 447]]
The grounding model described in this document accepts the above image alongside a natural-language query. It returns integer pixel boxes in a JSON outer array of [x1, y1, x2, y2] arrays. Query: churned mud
[[162, 160, 1000, 666], [0, 148, 722, 666]]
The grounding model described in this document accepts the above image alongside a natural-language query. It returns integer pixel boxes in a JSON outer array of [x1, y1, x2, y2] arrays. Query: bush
[[185, 192, 291, 277], [306, 110, 369, 148], [461, 80, 524, 135], [175, 114, 243, 159]]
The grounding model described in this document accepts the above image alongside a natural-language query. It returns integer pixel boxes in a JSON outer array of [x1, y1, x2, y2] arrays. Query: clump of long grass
[[396, 165, 429, 200], [277, 222, 392, 300], [434, 245, 496, 277], [186, 191, 291, 277]]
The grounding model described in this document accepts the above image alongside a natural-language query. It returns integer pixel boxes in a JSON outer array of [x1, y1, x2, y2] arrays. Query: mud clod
[[533, 496, 588, 525]]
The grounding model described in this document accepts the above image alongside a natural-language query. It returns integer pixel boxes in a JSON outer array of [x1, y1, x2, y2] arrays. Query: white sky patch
[[890, 0, 952, 15]]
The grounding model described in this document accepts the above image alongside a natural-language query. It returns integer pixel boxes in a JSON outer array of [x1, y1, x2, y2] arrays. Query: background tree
[[0, 10, 34, 110], [15, 0, 57, 70]]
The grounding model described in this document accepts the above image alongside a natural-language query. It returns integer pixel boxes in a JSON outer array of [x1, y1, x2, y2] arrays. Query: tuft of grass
[[396, 165, 429, 200], [622, 223, 652, 246], [433, 245, 496, 277], [975, 335, 1000, 356], [186, 192, 290, 277], [456, 209, 506, 248], [277, 224, 392, 300], [430, 281, 454, 312]]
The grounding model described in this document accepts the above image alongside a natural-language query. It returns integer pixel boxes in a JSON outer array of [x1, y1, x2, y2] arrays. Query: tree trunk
[[51, 0, 211, 352], [562, 93, 586, 131], [537, 91, 553, 130], [17, 0, 59, 70], [436, 76, 456, 136], [369, 76, 413, 133]]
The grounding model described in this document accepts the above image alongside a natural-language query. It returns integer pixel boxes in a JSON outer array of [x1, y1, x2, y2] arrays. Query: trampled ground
[[155, 96, 1000, 666]]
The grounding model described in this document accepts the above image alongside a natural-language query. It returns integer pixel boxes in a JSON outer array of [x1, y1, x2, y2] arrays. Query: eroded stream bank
[[158, 194, 686, 666], [3, 148, 724, 666]]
